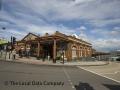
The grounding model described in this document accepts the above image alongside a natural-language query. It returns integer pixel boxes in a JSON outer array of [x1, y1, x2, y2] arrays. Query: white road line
[[115, 71, 120, 74], [77, 66, 120, 84], [103, 73, 117, 75], [63, 67, 75, 89], [103, 71, 120, 75]]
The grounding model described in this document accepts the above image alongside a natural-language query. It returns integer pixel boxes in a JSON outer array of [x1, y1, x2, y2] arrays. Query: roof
[[21, 33, 39, 41], [20, 31, 92, 46], [93, 51, 110, 55]]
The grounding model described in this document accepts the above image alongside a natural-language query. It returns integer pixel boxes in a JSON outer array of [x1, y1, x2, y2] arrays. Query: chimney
[[45, 33, 49, 36]]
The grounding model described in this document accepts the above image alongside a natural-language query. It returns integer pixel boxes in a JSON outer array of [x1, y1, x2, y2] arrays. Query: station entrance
[[42, 43, 53, 60]]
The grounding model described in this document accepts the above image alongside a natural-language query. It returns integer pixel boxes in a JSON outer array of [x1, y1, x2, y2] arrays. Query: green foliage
[[56, 56, 61, 60], [36, 56, 41, 60], [0, 39, 7, 45]]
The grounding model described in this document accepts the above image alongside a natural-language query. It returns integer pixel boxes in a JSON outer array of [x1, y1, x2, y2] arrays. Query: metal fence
[[0, 50, 6, 60], [0, 50, 14, 60], [71, 56, 110, 62]]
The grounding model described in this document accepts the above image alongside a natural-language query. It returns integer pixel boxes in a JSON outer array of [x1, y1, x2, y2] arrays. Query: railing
[[0, 50, 6, 60], [71, 57, 109, 62], [0, 50, 15, 60]]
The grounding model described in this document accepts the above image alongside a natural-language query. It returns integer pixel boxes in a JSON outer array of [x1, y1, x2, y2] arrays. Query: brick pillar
[[85, 47, 87, 57], [66, 43, 72, 61], [37, 41, 40, 57], [89, 47, 92, 56], [86, 48, 87, 57], [81, 47, 83, 57], [53, 39, 56, 63], [25, 42, 27, 54], [80, 47, 82, 57]]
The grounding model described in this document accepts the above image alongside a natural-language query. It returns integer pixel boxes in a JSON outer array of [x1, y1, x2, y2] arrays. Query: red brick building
[[15, 31, 92, 62]]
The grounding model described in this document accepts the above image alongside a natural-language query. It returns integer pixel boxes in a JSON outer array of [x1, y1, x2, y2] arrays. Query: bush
[[56, 56, 61, 60], [36, 56, 41, 60], [72, 57, 77, 61]]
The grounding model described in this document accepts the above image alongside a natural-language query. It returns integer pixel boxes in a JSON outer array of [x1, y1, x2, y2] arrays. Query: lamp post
[[60, 41, 65, 64], [62, 51, 64, 64]]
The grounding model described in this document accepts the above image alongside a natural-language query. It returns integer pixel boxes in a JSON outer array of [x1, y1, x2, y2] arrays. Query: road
[[0, 61, 120, 90]]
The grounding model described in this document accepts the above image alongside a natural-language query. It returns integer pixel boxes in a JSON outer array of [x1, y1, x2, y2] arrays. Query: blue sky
[[0, 0, 120, 52]]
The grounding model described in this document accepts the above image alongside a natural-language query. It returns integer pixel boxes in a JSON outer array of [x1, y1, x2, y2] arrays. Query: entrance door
[[42, 44, 53, 60], [30, 43, 38, 57]]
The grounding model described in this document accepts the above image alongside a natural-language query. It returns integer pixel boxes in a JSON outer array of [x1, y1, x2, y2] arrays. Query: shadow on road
[[75, 82, 94, 90], [103, 84, 120, 90]]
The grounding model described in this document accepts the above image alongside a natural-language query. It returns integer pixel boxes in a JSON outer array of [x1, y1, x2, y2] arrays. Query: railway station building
[[15, 31, 92, 63]]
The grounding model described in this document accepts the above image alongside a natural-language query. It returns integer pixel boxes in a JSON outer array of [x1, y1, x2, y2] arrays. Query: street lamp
[[2, 27, 6, 30], [0, 27, 6, 35], [0, 27, 6, 39], [0, 27, 6, 31]]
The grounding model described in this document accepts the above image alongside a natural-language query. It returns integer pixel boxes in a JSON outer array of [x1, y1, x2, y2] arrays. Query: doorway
[[42, 44, 53, 60]]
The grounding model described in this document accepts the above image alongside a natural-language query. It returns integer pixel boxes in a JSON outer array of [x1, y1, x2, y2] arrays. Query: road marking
[[103, 71, 120, 75], [77, 66, 120, 83], [63, 67, 75, 89], [115, 71, 120, 74]]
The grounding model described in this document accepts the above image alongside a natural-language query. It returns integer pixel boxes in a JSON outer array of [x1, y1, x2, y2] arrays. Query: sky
[[0, 0, 120, 52]]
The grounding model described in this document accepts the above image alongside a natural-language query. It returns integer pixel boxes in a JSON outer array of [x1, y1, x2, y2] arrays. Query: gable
[[22, 33, 39, 41]]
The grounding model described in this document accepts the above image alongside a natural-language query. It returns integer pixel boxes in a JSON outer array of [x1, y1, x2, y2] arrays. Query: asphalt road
[[0, 61, 120, 90]]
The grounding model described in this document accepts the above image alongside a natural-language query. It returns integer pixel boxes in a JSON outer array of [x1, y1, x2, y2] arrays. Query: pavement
[[79, 62, 120, 83], [14, 58, 108, 66], [0, 61, 120, 90], [0, 53, 108, 66]]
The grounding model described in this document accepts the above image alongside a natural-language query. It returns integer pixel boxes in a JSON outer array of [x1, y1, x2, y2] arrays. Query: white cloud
[[6, 0, 119, 23], [74, 0, 95, 4], [1, 0, 120, 51], [92, 39, 120, 51], [72, 33, 79, 38], [91, 19, 120, 27], [25, 24, 75, 36], [2, 0, 120, 27], [114, 27, 120, 30], [91, 27, 120, 39], [8, 30, 27, 36], [77, 26, 89, 41], [79, 26, 86, 30], [79, 33, 89, 41]]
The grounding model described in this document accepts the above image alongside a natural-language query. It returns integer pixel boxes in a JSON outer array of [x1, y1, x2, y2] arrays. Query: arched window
[[72, 46, 77, 58]]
